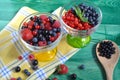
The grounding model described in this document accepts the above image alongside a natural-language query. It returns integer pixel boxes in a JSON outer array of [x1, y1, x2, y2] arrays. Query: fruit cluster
[[98, 41, 115, 59], [20, 14, 61, 46], [62, 3, 99, 30]]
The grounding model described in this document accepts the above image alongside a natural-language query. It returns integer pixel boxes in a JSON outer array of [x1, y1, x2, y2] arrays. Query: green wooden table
[[0, 0, 120, 80]]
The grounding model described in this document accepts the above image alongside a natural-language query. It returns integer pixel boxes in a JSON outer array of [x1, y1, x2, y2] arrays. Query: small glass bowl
[[59, 0, 102, 48], [19, 12, 62, 52], [60, 0, 102, 37]]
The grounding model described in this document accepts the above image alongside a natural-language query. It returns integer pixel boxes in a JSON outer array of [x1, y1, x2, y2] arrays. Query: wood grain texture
[[0, 0, 120, 80]]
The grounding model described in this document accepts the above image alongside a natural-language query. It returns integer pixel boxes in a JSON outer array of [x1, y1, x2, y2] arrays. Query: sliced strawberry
[[21, 28, 33, 41], [52, 20, 61, 28], [57, 64, 68, 74], [40, 14, 48, 20]]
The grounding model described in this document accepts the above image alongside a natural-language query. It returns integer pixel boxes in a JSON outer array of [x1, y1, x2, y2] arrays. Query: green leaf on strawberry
[[74, 5, 88, 22]]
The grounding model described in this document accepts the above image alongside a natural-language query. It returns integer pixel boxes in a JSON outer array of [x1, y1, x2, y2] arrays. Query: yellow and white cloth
[[0, 6, 79, 80]]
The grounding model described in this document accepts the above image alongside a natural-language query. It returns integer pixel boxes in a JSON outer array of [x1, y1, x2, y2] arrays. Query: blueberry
[[71, 7, 76, 15], [38, 29, 42, 34], [48, 16, 54, 24], [45, 78, 51, 80], [78, 64, 85, 69], [23, 69, 28, 74], [32, 37, 38, 43], [32, 66, 38, 70], [53, 28, 57, 32], [45, 35, 50, 41], [17, 77, 22, 80], [32, 59, 38, 66], [70, 73, 77, 80], [15, 66, 21, 72], [30, 17, 33, 21], [33, 43, 38, 46], [51, 32, 56, 36], [26, 72, 31, 76], [47, 41, 52, 45], [56, 28, 61, 32], [49, 30, 53, 35]]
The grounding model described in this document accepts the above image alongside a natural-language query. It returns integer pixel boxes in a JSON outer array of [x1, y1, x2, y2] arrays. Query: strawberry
[[52, 77, 58, 80], [52, 20, 61, 28], [57, 64, 68, 74], [40, 14, 48, 20], [21, 28, 33, 41]]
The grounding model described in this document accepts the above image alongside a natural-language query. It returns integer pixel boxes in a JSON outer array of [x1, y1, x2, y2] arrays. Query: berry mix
[[20, 14, 61, 47], [62, 3, 99, 30], [98, 41, 116, 59]]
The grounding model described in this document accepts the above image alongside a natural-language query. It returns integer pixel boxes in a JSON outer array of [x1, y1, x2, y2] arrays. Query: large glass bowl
[[19, 12, 62, 61], [60, 0, 102, 48]]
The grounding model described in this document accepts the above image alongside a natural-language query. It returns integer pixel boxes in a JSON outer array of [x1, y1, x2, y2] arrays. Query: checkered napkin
[[0, 6, 80, 80]]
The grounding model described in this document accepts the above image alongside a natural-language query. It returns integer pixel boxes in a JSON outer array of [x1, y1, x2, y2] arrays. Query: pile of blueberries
[[98, 41, 116, 59], [71, 3, 99, 26]]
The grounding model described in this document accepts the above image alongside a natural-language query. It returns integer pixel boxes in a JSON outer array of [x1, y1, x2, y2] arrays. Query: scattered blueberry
[[78, 64, 85, 69], [32, 65, 38, 70], [23, 69, 28, 74], [32, 59, 38, 66], [45, 78, 51, 80], [17, 77, 22, 80], [47, 41, 52, 45], [26, 71, 31, 76], [70, 73, 77, 80], [15, 66, 21, 72]]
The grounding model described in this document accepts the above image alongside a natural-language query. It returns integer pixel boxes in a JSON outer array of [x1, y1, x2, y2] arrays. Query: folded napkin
[[0, 6, 79, 80]]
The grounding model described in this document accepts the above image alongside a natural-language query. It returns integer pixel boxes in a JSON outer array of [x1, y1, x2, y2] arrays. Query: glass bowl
[[59, 0, 102, 48], [19, 12, 62, 61]]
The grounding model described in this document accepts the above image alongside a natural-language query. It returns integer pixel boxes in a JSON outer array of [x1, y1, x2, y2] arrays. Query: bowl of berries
[[19, 12, 62, 61], [60, 0, 102, 48]]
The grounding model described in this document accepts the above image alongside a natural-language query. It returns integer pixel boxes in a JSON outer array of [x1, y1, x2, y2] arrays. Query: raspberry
[[28, 54, 35, 61], [52, 20, 61, 28], [40, 14, 48, 20], [38, 41, 47, 46], [18, 56, 23, 60]]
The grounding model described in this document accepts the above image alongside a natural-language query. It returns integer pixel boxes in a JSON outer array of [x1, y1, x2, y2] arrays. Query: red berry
[[35, 25, 40, 29], [52, 20, 61, 28], [45, 22, 52, 30], [57, 64, 68, 74], [28, 25, 33, 29], [23, 22, 28, 27], [21, 28, 33, 41], [32, 30, 38, 36], [28, 21, 34, 27], [52, 77, 58, 80], [38, 41, 47, 46], [18, 56, 23, 60], [40, 14, 48, 20], [10, 78, 16, 80], [28, 54, 35, 61], [50, 36, 55, 42]]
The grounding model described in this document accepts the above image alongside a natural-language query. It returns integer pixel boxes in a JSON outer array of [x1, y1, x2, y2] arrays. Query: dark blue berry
[[32, 66, 38, 70], [45, 35, 50, 41], [45, 78, 51, 80], [47, 41, 52, 45], [26, 72, 31, 76], [32, 37, 38, 43], [53, 28, 57, 32], [78, 64, 85, 69], [23, 69, 28, 74], [51, 32, 56, 36], [15, 66, 21, 72], [56, 28, 61, 32], [70, 73, 77, 80], [48, 16, 54, 24], [30, 17, 33, 21], [32, 59, 38, 66], [17, 77, 22, 80]]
